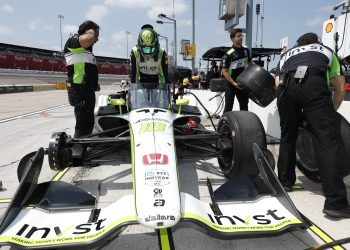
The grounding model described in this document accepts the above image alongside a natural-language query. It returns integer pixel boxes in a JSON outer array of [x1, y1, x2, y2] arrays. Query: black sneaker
[[323, 206, 350, 218]]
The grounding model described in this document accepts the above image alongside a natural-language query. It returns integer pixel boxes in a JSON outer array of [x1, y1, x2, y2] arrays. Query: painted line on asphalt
[[0, 199, 11, 203], [300, 211, 345, 250], [0, 104, 70, 124], [51, 168, 70, 181], [309, 225, 345, 250], [157, 228, 175, 250]]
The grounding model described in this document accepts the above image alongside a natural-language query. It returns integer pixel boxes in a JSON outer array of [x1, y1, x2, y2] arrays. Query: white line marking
[[0, 104, 70, 124]]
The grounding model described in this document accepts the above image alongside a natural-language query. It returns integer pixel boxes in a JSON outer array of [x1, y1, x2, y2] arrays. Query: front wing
[[0, 191, 303, 249]]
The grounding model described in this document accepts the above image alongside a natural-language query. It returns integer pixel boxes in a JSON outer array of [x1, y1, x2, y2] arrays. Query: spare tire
[[210, 78, 227, 92], [296, 113, 350, 182], [216, 111, 267, 178], [236, 64, 276, 107]]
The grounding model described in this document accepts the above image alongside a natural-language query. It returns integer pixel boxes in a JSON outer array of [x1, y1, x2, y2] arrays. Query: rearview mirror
[[176, 98, 189, 106], [110, 99, 126, 106], [175, 98, 189, 115]]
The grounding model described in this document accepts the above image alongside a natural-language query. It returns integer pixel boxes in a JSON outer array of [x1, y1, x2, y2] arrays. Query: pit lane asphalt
[[0, 88, 349, 250]]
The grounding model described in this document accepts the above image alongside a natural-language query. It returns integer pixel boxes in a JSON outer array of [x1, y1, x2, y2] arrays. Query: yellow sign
[[185, 44, 196, 57], [325, 23, 333, 33]]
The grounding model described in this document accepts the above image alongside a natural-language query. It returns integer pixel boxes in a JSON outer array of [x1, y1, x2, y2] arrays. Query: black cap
[[296, 32, 318, 46], [141, 24, 153, 30]]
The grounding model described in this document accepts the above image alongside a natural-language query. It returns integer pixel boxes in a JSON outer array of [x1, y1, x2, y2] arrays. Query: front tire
[[217, 111, 267, 178]]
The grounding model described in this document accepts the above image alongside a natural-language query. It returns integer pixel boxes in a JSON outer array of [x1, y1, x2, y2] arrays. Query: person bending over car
[[275, 32, 349, 218]]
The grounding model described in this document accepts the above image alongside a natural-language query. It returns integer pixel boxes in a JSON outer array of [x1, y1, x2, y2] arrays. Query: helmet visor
[[142, 47, 156, 54]]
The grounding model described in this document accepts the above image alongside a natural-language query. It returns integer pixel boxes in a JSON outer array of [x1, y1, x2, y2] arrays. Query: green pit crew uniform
[[64, 34, 98, 138], [276, 43, 348, 211]]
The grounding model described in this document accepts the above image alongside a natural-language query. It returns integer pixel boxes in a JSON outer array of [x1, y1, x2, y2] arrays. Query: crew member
[[130, 24, 169, 83], [210, 60, 219, 78], [64, 20, 100, 138], [221, 28, 253, 112], [275, 32, 349, 218]]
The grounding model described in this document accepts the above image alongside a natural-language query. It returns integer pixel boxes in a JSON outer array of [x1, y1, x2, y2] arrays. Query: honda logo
[[143, 153, 168, 165]]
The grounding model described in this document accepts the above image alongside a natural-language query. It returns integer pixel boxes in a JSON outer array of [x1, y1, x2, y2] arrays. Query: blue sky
[[0, 0, 344, 68]]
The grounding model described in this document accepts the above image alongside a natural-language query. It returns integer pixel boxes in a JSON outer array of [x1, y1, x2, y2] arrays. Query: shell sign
[[325, 22, 333, 33]]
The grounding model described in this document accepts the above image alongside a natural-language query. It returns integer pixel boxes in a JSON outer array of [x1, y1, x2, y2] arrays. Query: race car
[[0, 83, 305, 249]]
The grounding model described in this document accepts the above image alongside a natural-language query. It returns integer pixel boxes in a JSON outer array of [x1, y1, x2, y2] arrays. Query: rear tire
[[296, 113, 350, 182], [296, 128, 321, 182], [217, 111, 267, 178]]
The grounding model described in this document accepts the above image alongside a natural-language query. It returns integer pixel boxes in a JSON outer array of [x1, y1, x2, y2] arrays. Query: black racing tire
[[216, 111, 267, 178], [296, 113, 350, 182], [295, 128, 321, 183], [209, 78, 226, 92], [236, 64, 276, 107]]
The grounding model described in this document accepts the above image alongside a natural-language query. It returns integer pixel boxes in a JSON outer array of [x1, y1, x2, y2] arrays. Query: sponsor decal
[[143, 153, 169, 165], [208, 209, 285, 226], [145, 214, 175, 222], [153, 188, 163, 197], [153, 199, 165, 207], [145, 170, 170, 186], [280, 44, 332, 69], [140, 66, 158, 71], [137, 118, 170, 123], [139, 122, 166, 134], [15, 219, 106, 239]]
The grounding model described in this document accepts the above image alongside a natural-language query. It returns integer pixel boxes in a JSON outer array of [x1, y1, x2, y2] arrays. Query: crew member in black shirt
[[276, 32, 349, 218], [64, 20, 100, 138], [221, 28, 253, 112]]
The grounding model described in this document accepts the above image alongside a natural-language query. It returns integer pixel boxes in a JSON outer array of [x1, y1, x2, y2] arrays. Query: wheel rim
[[217, 121, 234, 173]]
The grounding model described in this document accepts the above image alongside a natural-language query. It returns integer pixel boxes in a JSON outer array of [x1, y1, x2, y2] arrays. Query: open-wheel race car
[[0, 83, 305, 249]]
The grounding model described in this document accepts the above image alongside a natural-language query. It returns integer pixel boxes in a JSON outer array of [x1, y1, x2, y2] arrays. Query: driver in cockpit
[[130, 24, 169, 84], [129, 24, 169, 108]]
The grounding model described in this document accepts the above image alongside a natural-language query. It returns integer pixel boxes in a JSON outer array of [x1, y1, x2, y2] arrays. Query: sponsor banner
[[0, 195, 137, 247], [180, 193, 303, 233]]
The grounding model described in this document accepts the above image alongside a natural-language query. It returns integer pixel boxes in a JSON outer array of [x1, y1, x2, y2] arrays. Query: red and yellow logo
[[325, 23, 333, 33]]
